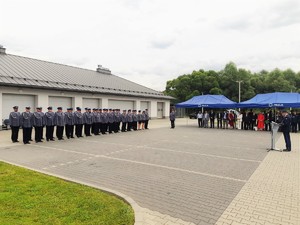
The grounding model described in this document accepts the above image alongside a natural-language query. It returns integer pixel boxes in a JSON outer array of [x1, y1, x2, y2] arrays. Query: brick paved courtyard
[[0, 119, 299, 225]]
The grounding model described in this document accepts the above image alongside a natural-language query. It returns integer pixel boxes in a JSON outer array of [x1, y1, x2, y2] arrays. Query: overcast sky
[[1, 0, 300, 91]]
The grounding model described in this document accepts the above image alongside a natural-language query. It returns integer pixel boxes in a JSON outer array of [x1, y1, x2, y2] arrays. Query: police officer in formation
[[74, 107, 84, 138], [9, 106, 150, 144], [44, 106, 55, 141], [9, 106, 21, 143], [55, 107, 65, 140], [65, 108, 75, 139], [33, 107, 44, 143], [21, 106, 33, 144]]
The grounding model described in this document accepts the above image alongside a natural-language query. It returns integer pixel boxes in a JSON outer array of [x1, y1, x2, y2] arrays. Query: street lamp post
[[236, 80, 243, 103]]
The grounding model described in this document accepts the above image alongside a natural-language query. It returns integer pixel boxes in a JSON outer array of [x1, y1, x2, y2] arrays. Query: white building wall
[[0, 86, 170, 124], [164, 101, 170, 118]]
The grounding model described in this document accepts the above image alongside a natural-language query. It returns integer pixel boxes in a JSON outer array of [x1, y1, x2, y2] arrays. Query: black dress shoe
[[30, 139, 33, 141], [283, 149, 291, 152], [50, 139, 55, 141]]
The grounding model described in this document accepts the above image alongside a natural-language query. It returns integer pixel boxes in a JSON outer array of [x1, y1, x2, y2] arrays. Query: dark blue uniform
[[44, 110, 55, 141], [170, 111, 176, 128], [21, 110, 33, 144], [281, 115, 291, 151], [9, 108, 21, 142]]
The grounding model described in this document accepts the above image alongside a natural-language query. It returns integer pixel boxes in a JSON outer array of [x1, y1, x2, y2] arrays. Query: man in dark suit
[[170, 109, 176, 129], [216, 111, 223, 129], [291, 111, 298, 133], [281, 110, 291, 152], [209, 110, 215, 128]]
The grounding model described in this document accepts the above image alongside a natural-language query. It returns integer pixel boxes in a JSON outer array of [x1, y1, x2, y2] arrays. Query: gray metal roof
[[0, 53, 172, 99]]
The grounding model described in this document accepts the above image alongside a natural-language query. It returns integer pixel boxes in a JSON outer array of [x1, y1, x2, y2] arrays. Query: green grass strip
[[0, 162, 134, 225]]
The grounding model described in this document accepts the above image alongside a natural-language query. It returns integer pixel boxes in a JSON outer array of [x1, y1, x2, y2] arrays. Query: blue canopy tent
[[176, 95, 237, 108], [237, 92, 300, 108]]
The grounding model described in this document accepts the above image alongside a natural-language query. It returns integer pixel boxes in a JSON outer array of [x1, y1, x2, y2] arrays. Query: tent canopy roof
[[176, 95, 237, 108], [237, 92, 300, 108]]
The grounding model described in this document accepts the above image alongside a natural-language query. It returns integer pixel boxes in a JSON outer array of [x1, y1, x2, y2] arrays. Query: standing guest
[[228, 111, 235, 129], [126, 109, 133, 131], [169, 109, 176, 129], [74, 107, 84, 138], [264, 111, 269, 131], [145, 109, 149, 129], [197, 111, 203, 128], [21, 106, 33, 144], [248, 109, 254, 130], [83, 108, 93, 136], [244, 112, 249, 130], [241, 111, 246, 130], [209, 110, 215, 128], [216, 111, 223, 129], [9, 106, 21, 143], [132, 110, 138, 131], [253, 112, 257, 130], [281, 110, 291, 152], [291, 111, 298, 133], [54, 107, 65, 140], [297, 112, 300, 133], [222, 110, 228, 129], [203, 111, 209, 128], [44, 106, 55, 141], [33, 107, 44, 143], [237, 111, 243, 130], [257, 111, 265, 131], [65, 107, 75, 139], [268, 110, 274, 131], [121, 110, 127, 132]]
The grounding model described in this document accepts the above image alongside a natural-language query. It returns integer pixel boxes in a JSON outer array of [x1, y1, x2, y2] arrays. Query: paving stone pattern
[[0, 120, 271, 224]]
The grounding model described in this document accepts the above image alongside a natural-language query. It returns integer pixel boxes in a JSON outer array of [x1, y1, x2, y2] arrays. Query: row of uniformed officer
[[9, 106, 150, 144]]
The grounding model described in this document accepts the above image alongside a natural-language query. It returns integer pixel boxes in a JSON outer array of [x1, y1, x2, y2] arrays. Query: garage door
[[49, 96, 72, 111], [108, 99, 134, 111], [83, 98, 100, 109], [2, 94, 35, 120], [140, 101, 149, 111]]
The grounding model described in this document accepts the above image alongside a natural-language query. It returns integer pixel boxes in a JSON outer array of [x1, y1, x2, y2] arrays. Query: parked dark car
[[189, 112, 197, 119], [2, 119, 10, 130]]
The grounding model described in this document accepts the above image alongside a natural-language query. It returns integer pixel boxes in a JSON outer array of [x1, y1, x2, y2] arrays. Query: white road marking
[[165, 140, 262, 151], [142, 146, 262, 163], [101, 155, 247, 183], [31, 144, 247, 183]]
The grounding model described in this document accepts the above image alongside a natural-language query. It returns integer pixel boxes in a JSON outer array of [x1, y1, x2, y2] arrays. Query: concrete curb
[[0, 159, 144, 225]]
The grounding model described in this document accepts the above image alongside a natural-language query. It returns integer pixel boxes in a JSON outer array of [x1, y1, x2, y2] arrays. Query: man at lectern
[[281, 110, 291, 152]]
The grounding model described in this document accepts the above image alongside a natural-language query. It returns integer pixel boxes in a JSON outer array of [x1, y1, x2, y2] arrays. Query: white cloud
[[1, 0, 300, 91]]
